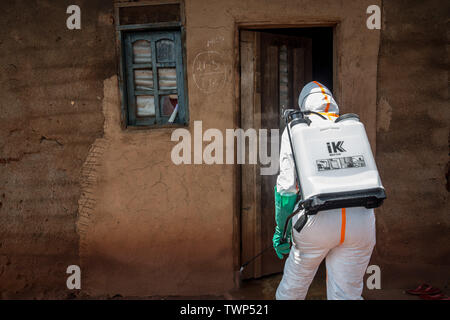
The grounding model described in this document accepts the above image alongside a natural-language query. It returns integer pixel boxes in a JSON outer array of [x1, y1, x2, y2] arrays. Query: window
[[116, 2, 188, 127]]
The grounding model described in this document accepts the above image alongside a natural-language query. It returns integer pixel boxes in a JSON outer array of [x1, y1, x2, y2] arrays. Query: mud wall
[[0, 0, 381, 298], [1, 0, 447, 299], [373, 0, 449, 287], [0, 0, 115, 298], [79, 0, 380, 297]]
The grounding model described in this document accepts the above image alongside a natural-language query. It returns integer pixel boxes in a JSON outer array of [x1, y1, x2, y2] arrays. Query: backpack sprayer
[[239, 108, 386, 274]]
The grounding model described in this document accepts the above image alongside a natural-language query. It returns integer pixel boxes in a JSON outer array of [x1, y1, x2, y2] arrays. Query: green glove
[[273, 186, 298, 259]]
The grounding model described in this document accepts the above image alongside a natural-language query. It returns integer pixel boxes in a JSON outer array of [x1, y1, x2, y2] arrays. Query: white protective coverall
[[275, 81, 376, 300]]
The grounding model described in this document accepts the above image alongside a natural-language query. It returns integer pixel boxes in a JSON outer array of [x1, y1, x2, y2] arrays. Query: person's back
[[274, 81, 376, 300]]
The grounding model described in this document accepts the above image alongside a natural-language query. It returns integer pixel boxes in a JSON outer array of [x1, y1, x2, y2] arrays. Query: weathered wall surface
[[373, 0, 450, 287], [1, 0, 448, 299], [79, 0, 380, 297], [0, 0, 115, 298], [78, 75, 235, 296]]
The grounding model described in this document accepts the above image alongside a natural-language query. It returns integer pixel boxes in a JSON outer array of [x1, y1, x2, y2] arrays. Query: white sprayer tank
[[288, 113, 386, 214]]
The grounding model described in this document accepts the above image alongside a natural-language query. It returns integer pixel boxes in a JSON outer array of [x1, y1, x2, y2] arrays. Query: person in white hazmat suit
[[273, 81, 376, 300]]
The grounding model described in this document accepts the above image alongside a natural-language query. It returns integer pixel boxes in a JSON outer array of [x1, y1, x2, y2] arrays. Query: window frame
[[116, 21, 189, 128]]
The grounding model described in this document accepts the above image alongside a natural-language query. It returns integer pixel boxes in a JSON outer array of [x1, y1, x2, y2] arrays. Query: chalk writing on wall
[[192, 51, 227, 94]]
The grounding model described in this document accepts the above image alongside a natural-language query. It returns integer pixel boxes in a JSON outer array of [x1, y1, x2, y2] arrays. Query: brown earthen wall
[[0, 0, 115, 298], [0, 0, 448, 299], [372, 0, 449, 287], [79, 0, 381, 297]]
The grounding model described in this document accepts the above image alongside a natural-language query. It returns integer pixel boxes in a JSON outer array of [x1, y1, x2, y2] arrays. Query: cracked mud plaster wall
[[80, 0, 380, 296], [372, 0, 450, 287], [79, 75, 234, 297], [0, 0, 115, 298]]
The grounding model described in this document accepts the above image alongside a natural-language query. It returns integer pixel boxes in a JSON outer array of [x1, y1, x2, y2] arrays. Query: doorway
[[240, 27, 334, 279]]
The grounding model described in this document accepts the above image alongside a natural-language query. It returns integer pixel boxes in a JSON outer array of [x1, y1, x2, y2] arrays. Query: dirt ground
[[80, 274, 448, 300], [229, 273, 448, 300], [70, 262, 449, 300]]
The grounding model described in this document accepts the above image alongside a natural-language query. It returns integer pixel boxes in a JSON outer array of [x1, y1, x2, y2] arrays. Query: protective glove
[[273, 186, 297, 259]]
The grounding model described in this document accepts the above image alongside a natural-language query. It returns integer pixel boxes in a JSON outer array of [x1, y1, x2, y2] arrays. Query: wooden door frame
[[239, 30, 263, 279], [233, 22, 339, 286]]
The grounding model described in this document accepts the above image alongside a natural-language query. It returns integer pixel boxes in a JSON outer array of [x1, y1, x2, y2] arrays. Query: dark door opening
[[261, 28, 333, 91], [240, 27, 334, 280]]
